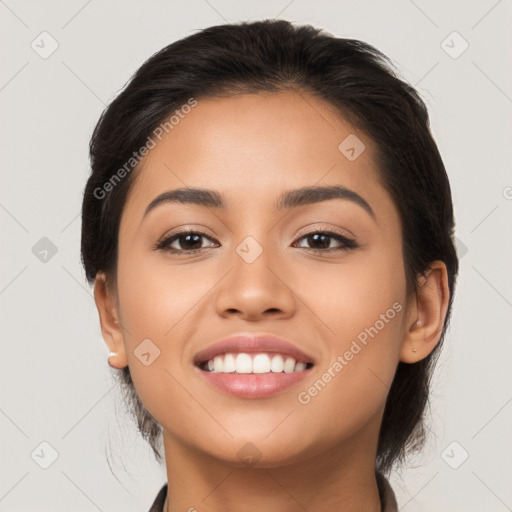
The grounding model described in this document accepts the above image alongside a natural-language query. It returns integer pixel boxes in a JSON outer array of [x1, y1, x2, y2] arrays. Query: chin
[[196, 434, 318, 469]]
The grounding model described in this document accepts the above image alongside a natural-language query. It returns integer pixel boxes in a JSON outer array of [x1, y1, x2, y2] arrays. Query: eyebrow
[[143, 185, 376, 221]]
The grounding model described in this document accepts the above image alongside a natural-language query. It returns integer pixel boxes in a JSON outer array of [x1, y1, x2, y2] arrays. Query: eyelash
[[155, 227, 358, 255]]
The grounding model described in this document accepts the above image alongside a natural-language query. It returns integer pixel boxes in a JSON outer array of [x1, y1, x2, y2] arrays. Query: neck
[[161, 421, 383, 512]]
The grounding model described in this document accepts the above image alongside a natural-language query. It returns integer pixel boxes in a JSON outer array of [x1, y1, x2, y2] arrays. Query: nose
[[214, 239, 297, 322]]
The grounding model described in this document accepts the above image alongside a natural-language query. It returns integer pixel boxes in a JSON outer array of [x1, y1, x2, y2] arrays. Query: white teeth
[[235, 353, 252, 373], [205, 352, 310, 374], [284, 357, 296, 373], [213, 356, 223, 373], [270, 355, 284, 372], [223, 353, 236, 373], [252, 353, 271, 373], [294, 361, 307, 372]]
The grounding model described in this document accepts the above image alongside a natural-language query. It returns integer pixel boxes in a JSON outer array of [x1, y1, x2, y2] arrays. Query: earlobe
[[400, 261, 450, 364], [93, 272, 128, 369]]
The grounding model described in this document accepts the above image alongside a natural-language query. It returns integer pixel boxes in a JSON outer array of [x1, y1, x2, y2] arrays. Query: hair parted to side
[[81, 19, 459, 475]]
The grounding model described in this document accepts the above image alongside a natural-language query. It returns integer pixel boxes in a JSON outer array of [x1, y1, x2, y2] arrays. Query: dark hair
[[81, 19, 459, 475]]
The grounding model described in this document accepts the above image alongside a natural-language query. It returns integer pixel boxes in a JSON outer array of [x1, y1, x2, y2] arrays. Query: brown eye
[[294, 230, 357, 252], [156, 230, 218, 253]]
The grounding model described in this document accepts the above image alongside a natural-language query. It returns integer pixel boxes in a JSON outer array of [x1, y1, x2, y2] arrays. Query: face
[[111, 90, 412, 467]]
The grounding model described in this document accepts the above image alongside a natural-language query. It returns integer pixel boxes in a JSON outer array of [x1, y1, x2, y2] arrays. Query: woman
[[81, 19, 458, 512]]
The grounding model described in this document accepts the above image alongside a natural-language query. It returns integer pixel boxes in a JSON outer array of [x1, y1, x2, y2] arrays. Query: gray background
[[1, 0, 511, 511]]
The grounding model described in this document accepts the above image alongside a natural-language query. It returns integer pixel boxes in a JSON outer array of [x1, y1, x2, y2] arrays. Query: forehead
[[122, 90, 394, 225]]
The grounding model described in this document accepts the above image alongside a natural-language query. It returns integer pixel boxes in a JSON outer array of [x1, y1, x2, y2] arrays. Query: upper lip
[[193, 334, 316, 366]]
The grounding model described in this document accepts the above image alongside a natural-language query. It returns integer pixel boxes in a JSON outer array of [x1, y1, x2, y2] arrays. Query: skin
[[94, 90, 450, 512]]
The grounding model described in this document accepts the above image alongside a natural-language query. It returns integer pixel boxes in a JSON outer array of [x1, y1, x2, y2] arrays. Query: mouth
[[193, 334, 315, 398]]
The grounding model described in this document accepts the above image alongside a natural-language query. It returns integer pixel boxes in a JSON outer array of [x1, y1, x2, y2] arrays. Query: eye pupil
[[180, 233, 202, 249], [308, 233, 330, 249]]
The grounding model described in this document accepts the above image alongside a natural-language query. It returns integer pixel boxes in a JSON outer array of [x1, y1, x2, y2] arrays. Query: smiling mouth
[[197, 352, 314, 374]]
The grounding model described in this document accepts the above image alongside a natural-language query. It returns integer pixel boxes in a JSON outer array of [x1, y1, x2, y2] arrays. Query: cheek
[[117, 248, 209, 342], [115, 243, 246, 403], [295, 241, 407, 402], [294, 242, 406, 342], [115, 252, 205, 416], [292, 259, 406, 446]]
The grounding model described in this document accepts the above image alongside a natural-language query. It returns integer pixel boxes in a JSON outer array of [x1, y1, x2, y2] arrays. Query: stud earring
[[107, 351, 121, 369]]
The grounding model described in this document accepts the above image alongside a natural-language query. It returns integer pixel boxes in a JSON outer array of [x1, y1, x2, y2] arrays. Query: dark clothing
[[147, 483, 166, 512]]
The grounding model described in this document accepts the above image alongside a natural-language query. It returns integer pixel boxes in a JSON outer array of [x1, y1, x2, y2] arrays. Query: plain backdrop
[[1, 1, 511, 511]]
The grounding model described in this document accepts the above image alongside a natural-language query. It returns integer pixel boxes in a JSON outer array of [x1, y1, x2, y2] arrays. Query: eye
[[155, 227, 358, 255], [155, 229, 218, 254], [293, 229, 358, 253]]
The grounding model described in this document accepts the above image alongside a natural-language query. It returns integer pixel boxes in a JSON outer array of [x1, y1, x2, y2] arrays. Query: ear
[[93, 272, 128, 369], [400, 261, 451, 363]]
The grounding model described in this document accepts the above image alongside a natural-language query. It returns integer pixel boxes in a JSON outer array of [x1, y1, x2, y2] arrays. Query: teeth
[[235, 353, 252, 373], [223, 353, 236, 373], [294, 362, 307, 372], [284, 357, 296, 373], [270, 355, 284, 372], [204, 353, 310, 374], [252, 354, 270, 373], [213, 356, 223, 373]]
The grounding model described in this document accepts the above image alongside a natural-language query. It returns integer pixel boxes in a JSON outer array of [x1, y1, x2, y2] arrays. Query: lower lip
[[197, 368, 312, 399]]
